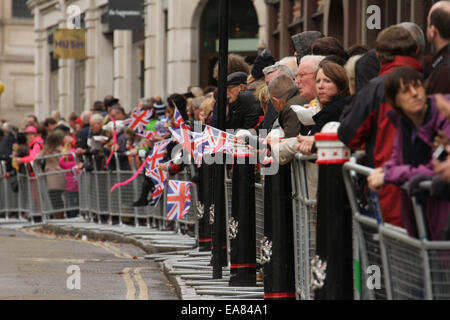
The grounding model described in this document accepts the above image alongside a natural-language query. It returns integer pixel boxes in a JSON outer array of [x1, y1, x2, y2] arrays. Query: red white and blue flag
[[146, 166, 169, 207], [123, 109, 153, 137], [173, 107, 184, 127], [192, 130, 209, 167], [145, 139, 171, 171], [169, 124, 194, 159], [203, 125, 235, 155], [166, 180, 192, 221]]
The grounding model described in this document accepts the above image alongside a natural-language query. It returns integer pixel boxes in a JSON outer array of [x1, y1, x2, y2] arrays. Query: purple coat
[[383, 95, 450, 240]]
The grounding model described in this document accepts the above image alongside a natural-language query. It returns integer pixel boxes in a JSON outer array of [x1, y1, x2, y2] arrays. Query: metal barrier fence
[[291, 153, 317, 300], [343, 161, 450, 300], [0, 161, 22, 220]]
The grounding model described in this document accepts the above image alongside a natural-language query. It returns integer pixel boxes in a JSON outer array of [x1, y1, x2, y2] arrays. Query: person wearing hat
[[14, 125, 44, 165], [291, 30, 324, 62], [211, 71, 261, 131]]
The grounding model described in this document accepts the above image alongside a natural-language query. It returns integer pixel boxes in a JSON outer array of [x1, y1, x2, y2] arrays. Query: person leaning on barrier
[[37, 129, 66, 219], [13, 125, 44, 168], [269, 55, 325, 165], [337, 25, 424, 227], [367, 66, 450, 241]]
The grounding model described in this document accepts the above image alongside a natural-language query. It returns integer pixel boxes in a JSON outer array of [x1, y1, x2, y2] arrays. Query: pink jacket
[[21, 136, 44, 164], [59, 150, 78, 192]]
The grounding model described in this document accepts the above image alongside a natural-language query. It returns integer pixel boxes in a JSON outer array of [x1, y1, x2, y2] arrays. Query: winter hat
[[24, 125, 37, 134], [154, 102, 166, 116], [291, 31, 324, 60], [251, 49, 276, 80]]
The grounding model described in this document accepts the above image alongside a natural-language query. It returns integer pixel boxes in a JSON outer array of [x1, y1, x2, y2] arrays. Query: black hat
[[227, 72, 248, 86], [251, 49, 276, 80], [104, 97, 119, 107], [291, 31, 324, 60]]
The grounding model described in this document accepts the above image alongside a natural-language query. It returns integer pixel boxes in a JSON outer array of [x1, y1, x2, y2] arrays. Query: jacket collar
[[379, 56, 423, 76]]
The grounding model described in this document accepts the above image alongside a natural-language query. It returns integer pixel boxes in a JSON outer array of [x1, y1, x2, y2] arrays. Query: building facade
[[25, 0, 268, 120], [0, 0, 35, 127], [265, 0, 436, 60]]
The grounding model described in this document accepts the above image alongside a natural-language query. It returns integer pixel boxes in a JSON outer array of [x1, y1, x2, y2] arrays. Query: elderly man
[[211, 71, 261, 130], [424, 1, 450, 94], [270, 55, 325, 165], [261, 63, 306, 133]]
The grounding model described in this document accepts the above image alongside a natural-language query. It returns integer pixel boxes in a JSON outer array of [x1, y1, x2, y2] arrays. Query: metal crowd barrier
[[343, 161, 450, 300], [291, 153, 318, 300], [77, 154, 199, 234], [0, 161, 22, 220]]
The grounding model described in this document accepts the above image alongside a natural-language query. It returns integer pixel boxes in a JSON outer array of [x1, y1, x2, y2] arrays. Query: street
[[0, 227, 178, 300]]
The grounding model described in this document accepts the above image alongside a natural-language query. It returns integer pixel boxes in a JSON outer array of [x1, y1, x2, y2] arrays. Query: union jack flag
[[203, 125, 235, 155], [166, 180, 192, 221], [123, 109, 153, 137], [146, 166, 169, 207], [173, 107, 184, 127], [192, 130, 208, 167], [169, 124, 194, 159], [145, 139, 171, 171]]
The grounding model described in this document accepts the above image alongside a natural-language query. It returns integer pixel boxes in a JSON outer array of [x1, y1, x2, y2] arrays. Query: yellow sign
[[0, 81, 4, 95], [53, 28, 87, 60]]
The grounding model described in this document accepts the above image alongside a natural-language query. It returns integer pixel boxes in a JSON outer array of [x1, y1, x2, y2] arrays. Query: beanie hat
[[251, 49, 276, 80]]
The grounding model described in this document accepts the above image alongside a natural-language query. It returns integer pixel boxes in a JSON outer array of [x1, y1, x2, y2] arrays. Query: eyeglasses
[[296, 72, 315, 80]]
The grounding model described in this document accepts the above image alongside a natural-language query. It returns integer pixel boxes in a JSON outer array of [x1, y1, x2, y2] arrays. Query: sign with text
[[108, 0, 144, 30], [53, 28, 87, 60]]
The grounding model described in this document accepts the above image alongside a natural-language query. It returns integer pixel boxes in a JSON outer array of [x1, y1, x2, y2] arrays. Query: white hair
[[90, 113, 103, 125], [299, 55, 326, 73], [263, 63, 294, 79], [398, 22, 426, 57], [80, 111, 92, 124], [279, 56, 298, 76]]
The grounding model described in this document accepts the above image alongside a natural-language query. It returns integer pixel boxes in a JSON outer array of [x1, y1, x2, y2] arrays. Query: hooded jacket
[[338, 56, 423, 226], [383, 95, 450, 240]]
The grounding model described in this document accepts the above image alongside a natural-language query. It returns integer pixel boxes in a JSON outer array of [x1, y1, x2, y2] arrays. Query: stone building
[[265, 0, 436, 60], [26, 0, 268, 120], [0, 0, 35, 127]]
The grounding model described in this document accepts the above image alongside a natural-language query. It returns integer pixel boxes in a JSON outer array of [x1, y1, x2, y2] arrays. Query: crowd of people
[[1, 0, 450, 299]]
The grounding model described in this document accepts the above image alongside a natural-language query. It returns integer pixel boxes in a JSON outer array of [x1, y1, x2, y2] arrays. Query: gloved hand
[[408, 174, 432, 197]]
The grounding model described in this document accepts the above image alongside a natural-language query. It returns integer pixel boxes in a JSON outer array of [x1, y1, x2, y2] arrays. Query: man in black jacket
[[211, 71, 261, 131]]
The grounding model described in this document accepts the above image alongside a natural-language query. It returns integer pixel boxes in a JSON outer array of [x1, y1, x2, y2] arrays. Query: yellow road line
[[134, 267, 149, 300], [121, 267, 136, 300], [102, 242, 134, 260]]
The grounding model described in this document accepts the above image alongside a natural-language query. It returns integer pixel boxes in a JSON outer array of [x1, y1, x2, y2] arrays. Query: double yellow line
[[19, 227, 152, 300], [121, 267, 152, 300]]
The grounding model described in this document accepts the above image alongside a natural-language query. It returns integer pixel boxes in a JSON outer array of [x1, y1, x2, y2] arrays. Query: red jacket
[[338, 56, 423, 227]]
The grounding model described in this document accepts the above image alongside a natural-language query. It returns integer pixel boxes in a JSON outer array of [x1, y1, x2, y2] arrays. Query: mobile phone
[[433, 145, 449, 162]]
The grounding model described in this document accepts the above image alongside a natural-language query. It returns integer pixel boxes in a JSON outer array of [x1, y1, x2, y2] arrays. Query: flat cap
[[227, 72, 248, 86]]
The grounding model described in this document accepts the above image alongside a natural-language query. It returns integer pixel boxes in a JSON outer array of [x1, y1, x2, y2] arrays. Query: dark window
[[12, 0, 32, 18]]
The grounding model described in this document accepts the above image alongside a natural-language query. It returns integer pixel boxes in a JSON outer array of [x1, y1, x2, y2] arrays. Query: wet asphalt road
[[0, 227, 178, 300]]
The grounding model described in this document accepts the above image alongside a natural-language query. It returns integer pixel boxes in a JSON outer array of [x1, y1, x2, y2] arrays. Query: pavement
[[0, 217, 264, 300]]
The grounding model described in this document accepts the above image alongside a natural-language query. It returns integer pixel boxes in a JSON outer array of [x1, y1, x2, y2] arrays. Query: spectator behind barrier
[[424, 1, 450, 94], [338, 25, 423, 227], [37, 129, 66, 219], [367, 66, 450, 240]]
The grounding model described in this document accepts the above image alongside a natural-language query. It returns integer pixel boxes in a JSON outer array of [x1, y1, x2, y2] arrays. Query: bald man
[[425, 1, 450, 94]]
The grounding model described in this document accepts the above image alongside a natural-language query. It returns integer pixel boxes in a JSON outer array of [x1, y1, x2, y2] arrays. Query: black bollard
[[197, 163, 213, 252], [314, 164, 353, 300], [229, 155, 256, 287], [263, 163, 296, 300]]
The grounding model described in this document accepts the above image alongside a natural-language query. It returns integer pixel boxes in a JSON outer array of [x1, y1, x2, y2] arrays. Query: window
[[12, 0, 32, 18]]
